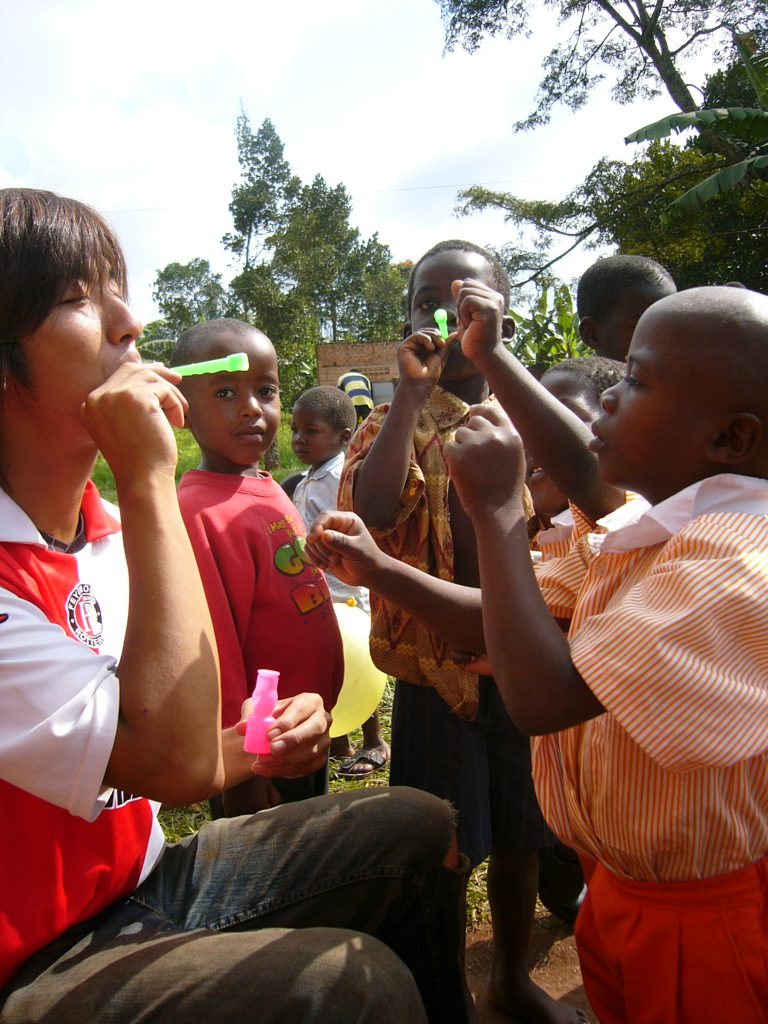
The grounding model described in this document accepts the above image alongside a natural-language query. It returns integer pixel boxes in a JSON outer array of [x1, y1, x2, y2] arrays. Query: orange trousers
[[574, 856, 768, 1023]]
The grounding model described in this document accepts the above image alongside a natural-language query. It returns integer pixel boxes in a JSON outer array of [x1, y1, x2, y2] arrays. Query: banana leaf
[[671, 153, 768, 212], [626, 108, 768, 147]]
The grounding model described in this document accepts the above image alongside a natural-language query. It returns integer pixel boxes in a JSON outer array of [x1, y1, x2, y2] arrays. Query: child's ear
[[402, 321, 412, 340], [502, 315, 515, 342], [341, 427, 352, 446], [579, 316, 599, 348], [708, 413, 763, 466]]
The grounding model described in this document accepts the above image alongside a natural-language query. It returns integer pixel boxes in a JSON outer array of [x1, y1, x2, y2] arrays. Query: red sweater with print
[[177, 471, 343, 726]]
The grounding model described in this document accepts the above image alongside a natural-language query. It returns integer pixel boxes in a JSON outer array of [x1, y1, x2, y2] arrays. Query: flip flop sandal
[[336, 748, 388, 779]]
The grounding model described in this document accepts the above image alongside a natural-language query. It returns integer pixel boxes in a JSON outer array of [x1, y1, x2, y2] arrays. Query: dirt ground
[[465, 908, 598, 1023]]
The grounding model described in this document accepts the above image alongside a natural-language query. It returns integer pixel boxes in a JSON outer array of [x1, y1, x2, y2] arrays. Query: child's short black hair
[[169, 318, 261, 365], [293, 386, 357, 434], [576, 256, 675, 322], [406, 240, 511, 312], [542, 355, 625, 403]]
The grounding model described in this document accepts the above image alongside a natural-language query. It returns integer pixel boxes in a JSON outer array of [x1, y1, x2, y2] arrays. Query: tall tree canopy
[[440, 2, 768, 291], [149, 112, 406, 405], [437, 0, 767, 129], [625, 32, 768, 212], [152, 258, 229, 337]]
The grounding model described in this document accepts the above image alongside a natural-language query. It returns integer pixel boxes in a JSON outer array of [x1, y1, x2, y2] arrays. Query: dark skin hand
[[306, 511, 486, 653], [444, 402, 603, 734], [352, 325, 449, 530], [452, 277, 624, 523]]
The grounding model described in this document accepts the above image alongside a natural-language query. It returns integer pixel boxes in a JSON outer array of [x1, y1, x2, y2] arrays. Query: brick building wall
[[316, 340, 400, 402]]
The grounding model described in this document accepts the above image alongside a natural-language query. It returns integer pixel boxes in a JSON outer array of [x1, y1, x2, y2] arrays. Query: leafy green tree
[[151, 258, 229, 338], [228, 262, 317, 406], [137, 320, 177, 363], [509, 284, 589, 375], [270, 175, 359, 342], [587, 141, 768, 289], [222, 112, 300, 274], [626, 33, 768, 212], [270, 176, 405, 344], [436, 0, 767, 130], [356, 254, 411, 340], [448, 9, 768, 291], [152, 114, 406, 417], [462, 136, 768, 292]]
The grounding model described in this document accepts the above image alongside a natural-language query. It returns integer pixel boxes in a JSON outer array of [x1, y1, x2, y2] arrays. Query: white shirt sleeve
[[0, 590, 120, 820]]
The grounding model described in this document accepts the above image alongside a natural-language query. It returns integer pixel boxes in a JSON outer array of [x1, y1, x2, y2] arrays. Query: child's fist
[[452, 278, 511, 363], [445, 405, 526, 518], [397, 327, 449, 389]]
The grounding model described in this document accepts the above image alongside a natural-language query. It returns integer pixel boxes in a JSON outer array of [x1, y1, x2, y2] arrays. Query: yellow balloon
[[330, 601, 387, 737]]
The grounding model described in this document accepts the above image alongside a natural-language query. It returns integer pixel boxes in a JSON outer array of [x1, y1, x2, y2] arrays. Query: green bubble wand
[[433, 308, 449, 340], [171, 352, 250, 377]]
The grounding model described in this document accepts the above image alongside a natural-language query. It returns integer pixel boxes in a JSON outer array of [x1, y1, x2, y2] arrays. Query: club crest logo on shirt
[[66, 583, 104, 648]]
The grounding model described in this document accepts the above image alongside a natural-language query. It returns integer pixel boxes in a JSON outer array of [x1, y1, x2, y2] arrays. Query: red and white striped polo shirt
[[0, 482, 164, 987]]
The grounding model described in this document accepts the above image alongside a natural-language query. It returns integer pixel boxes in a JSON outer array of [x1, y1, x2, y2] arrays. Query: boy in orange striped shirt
[[309, 283, 768, 1023], [444, 282, 768, 1024]]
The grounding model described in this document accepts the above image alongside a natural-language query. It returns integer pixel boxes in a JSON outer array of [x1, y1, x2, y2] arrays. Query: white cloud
[[1, 0, 714, 322]]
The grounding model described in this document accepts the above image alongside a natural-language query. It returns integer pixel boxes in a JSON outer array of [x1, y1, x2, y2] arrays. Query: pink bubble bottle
[[243, 669, 280, 755]]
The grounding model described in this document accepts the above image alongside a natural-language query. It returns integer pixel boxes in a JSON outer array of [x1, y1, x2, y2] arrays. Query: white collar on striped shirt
[[597, 474, 768, 553], [551, 507, 575, 528]]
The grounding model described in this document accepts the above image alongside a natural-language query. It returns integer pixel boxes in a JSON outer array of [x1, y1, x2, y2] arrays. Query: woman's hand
[[234, 692, 331, 780], [81, 360, 187, 487]]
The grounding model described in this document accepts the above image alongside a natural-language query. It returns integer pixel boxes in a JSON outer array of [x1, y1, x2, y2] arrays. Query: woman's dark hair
[[0, 188, 127, 387]]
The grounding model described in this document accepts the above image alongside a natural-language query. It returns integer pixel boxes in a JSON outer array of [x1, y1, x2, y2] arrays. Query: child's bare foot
[[487, 970, 587, 1023]]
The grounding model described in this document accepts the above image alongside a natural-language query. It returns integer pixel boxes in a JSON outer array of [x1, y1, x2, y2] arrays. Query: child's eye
[[419, 299, 437, 312], [214, 387, 236, 399], [259, 386, 278, 399]]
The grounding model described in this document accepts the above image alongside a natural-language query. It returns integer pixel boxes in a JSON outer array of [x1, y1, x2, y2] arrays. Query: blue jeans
[[0, 788, 471, 1024]]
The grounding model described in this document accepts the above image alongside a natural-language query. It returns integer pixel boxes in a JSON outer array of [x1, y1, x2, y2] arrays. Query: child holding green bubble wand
[[338, 240, 580, 1024], [170, 319, 344, 816]]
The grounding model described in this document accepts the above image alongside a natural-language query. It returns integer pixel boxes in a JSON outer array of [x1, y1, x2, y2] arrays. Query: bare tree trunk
[[264, 440, 280, 470]]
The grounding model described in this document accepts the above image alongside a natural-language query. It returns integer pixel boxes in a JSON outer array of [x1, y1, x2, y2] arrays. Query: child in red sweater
[[171, 320, 343, 815]]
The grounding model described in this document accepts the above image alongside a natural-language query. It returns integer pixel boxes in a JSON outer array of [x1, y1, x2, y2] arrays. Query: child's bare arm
[[454, 278, 624, 522], [307, 511, 485, 651], [445, 405, 604, 733], [352, 329, 447, 530]]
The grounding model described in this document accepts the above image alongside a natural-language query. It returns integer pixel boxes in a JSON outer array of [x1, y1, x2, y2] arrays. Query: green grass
[[92, 415, 305, 504]]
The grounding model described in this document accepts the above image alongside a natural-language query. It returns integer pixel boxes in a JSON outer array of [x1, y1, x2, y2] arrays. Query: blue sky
[[1, 0, 691, 323]]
